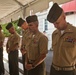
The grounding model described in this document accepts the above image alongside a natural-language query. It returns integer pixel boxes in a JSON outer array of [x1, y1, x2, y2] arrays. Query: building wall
[[66, 13, 76, 26]]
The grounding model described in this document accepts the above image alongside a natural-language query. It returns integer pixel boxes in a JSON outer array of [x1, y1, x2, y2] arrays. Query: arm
[[9, 34, 20, 51], [33, 36, 48, 67], [0, 41, 3, 47], [32, 54, 46, 68], [20, 45, 26, 55], [20, 29, 29, 55], [6, 41, 10, 53], [25, 35, 48, 70], [9, 43, 19, 51], [25, 53, 46, 70], [0, 33, 5, 47]]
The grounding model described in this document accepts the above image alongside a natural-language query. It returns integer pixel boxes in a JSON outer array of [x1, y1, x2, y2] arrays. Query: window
[[44, 19, 48, 31], [65, 12, 74, 15]]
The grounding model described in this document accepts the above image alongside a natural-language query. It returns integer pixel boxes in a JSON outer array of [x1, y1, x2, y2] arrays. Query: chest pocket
[[62, 41, 74, 48], [32, 38, 38, 47]]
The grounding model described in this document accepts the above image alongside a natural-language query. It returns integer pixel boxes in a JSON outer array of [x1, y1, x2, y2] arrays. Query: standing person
[[25, 15, 48, 75], [6, 23, 20, 75], [17, 18, 32, 75], [0, 25, 5, 75], [47, 3, 76, 75]]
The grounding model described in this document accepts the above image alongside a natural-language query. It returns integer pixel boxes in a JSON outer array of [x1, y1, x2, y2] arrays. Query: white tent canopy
[[0, 0, 72, 24]]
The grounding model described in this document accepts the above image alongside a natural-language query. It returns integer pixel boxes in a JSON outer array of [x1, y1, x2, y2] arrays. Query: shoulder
[[52, 29, 58, 36], [14, 32, 20, 38], [39, 32, 48, 41], [71, 25, 76, 31], [68, 23, 76, 33]]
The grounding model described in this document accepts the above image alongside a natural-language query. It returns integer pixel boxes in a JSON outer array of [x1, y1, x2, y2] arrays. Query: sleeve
[[6, 37, 10, 48], [39, 35, 48, 54], [0, 33, 5, 42], [13, 35, 20, 45]]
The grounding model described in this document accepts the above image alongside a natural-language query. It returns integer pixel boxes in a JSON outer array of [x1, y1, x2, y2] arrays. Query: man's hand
[[25, 63, 33, 70], [21, 50, 26, 55], [20, 48, 26, 55]]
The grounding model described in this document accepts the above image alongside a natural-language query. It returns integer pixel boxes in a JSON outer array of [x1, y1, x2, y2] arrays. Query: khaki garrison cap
[[6, 23, 13, 30], [47, 3, 63, 23], [26, 15, 38, 23], [18, 18, 25, 27]]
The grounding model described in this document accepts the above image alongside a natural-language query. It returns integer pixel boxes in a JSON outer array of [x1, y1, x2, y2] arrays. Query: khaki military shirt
[[7, 32, 20, 51], [0, 31, 5, 47], [21, 29, 32, 49], [52, 23, 76, 67], [26, 31, 48, 60]]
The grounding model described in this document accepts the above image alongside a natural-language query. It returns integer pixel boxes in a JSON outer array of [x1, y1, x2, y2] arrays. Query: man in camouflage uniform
[[18, 18, 32, 75], [6, 23, 20, 75], [0, 25, 5, 75], [47, 3, 76, 75], [25, 15, 48, 75]]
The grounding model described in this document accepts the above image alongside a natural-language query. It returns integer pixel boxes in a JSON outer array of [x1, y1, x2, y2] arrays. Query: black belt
[[52, 63, 76, 71]]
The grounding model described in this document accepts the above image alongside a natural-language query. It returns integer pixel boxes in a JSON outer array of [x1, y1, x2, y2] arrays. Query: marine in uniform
[[47, 3, 76, 75], [18, 18, 32, 75], [6, 23, 20, 75], [0, 25, 5, 75], [25, 15, 48, 75]]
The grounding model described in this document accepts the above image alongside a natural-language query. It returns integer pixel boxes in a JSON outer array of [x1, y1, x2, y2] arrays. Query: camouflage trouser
[[50, 65, 76, 75], [0, 47, 5, 74], [8, 50, 19, 75]]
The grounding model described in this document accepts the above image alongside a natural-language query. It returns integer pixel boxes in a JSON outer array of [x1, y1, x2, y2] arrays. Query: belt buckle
[[28, 60, 34, 64], [73, 65, 75, 69], [54, 66, 65, 71], [57, 67, 60, 71], [57, 66, 75, 71], [57, 67, 65, 71], [55, 66, 61, 71]]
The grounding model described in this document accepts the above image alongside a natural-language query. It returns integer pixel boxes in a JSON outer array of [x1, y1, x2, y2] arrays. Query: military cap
[[18, 18, 25, 27], [26, 15, 38, 23], [6, 23, 13, 30], [47, 3, 63, 23]]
